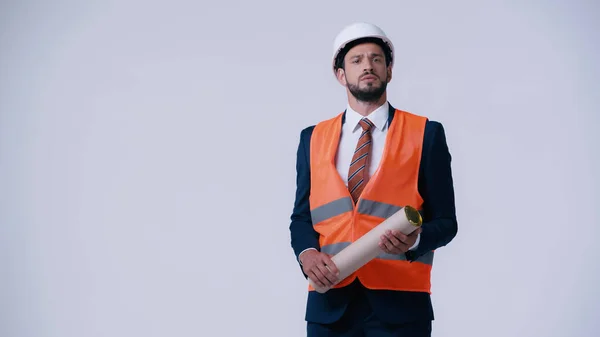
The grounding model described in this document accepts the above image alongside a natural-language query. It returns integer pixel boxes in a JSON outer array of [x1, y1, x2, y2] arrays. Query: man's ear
[[336, 68, 347, 86], [386, 66, 392, 83]]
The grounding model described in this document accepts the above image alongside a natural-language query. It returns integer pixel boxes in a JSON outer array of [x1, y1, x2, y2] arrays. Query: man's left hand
[[379, 227, 422, 254]]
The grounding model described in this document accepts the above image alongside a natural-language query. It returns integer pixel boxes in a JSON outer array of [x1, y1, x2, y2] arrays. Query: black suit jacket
[[289, 103, 458, 324]]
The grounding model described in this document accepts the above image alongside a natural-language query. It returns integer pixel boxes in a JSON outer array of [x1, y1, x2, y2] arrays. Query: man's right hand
[[299, 250, 340, 289]]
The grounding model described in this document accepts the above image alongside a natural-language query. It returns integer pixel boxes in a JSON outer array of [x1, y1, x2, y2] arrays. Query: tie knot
[[359, 118, 374, 131]]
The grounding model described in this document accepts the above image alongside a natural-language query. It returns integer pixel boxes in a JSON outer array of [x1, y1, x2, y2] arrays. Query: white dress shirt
[[299, 101, 420, 263]]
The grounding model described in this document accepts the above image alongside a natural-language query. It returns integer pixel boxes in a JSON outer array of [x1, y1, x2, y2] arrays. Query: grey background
[[1, 0, 598, 336]]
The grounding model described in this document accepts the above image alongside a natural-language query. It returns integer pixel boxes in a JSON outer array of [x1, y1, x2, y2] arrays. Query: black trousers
[[306, 286, 432, 337]]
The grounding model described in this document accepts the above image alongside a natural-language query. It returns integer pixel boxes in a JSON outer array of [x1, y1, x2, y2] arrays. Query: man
[[289, 22, 458, 336]]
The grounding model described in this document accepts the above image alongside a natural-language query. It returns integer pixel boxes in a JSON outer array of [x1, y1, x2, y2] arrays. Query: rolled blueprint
[[309, 205, 422, 293]]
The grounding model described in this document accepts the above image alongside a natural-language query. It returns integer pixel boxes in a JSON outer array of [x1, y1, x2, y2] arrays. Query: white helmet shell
[[331, 22, 395, 76]]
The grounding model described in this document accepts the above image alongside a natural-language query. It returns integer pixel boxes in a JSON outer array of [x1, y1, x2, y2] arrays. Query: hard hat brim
[[332, 35, 395, 76]]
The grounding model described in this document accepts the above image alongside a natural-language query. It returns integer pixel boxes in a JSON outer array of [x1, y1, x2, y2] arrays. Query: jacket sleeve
[[289, 126, 320, 273], [407, 121, 458, 261]]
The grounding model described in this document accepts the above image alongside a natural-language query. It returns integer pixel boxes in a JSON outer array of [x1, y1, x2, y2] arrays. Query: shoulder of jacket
[[300, 125, 316, 136], [424, 119, 445, 133]]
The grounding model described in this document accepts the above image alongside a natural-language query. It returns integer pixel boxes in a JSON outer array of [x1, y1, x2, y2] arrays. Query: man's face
[[337, 42, 392, 102]]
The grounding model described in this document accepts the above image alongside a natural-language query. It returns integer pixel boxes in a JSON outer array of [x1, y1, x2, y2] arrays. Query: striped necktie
[[348, 118, 374, 202]]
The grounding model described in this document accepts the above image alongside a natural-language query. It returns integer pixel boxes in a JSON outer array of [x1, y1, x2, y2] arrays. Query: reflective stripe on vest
[[321, 241, 434, 265], [311, 197, 434, 265], [308, 109, 431, 293]]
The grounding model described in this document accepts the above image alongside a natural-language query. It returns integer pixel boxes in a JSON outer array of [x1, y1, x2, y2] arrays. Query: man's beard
[[347, 76, 387, 103]]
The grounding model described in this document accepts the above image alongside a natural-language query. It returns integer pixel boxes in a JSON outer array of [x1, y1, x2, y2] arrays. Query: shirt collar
[[345, 101, 390, 132]]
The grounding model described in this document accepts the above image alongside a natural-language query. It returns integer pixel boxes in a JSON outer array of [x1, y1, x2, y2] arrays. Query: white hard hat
[[331, 22, 395, 76]]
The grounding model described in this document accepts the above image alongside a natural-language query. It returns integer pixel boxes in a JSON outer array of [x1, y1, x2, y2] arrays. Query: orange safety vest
[[308, 109, 434, 293]]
